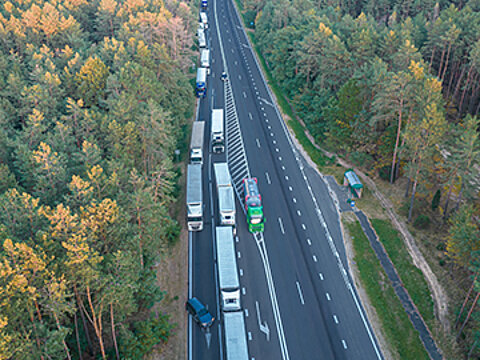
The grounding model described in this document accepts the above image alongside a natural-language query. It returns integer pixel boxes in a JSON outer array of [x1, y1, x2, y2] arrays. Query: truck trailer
[[199, 12, 208, 29], [186, 164, 203, 231], [223, 312, 249, 360], [200, 49, 210, 73], [214, 163, 235, 226], [190, 121, 205, 165], [215, 226, 241, 311], [211, 109, 224, 153], [198, 29, 206, 48]]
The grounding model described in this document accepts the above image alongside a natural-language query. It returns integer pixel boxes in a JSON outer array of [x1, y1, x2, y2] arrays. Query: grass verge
[[346, 219, 429, 359], [371, 219, 435, 329]]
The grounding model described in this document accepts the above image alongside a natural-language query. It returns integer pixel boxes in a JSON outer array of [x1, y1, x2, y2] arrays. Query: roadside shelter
[[343, 169, 363, 198]]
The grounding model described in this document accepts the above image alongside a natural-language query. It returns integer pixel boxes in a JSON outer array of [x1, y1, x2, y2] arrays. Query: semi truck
[[215, 226, 241, 311], [214, 163, 235, 227], [223, 312, 249, 360], [211, 109, 224, 153], [196, 68, 207, 97], [190, 121, 205, 165], [201, 0, 207, 9], [200, 49, 210, 72], [243, 177, 264, 232], [186, 164, 203, 231]]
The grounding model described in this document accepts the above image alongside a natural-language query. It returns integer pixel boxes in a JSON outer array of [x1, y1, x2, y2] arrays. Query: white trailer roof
[[215, 227, 239, 290], [196, 67, 206, 83], [191, 121, 205, 150], [223, 312, 249, 360], [218, 187, 235, 212], [201, 49, 210, 65], [186, 164, 202, 204], [214, 162, 231, 187], [211, 109, 224, 133]]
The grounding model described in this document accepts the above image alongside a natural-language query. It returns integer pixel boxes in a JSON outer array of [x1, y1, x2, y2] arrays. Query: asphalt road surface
[[189, 0, 385, 359]]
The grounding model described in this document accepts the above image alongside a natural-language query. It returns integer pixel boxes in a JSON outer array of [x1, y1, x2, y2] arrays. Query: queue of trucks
[[186, 4, 253, 359]]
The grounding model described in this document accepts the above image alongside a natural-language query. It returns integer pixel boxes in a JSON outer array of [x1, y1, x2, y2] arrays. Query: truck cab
[[243, 178, 265, 233], [196, 67, 207, 98]]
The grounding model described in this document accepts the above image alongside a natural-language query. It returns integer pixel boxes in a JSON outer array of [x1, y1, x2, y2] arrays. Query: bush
[[350, 151, 373, 168], [120, 314, 173, 359], [244, 10, 256, 28], [378, 165, 391, 182], [413, 214, 431, 229]]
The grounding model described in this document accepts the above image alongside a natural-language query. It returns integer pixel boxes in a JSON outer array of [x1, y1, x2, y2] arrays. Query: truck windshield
[[250, 216, 262, 224], [246, 197, 261, 208]]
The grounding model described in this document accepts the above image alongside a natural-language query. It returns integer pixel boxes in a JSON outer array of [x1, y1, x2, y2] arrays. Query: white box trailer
[[218, 187, 235, 226], [214, 163, 235, 226], [223, 312, 249, 360], [214, 162, 231, 187], [215, 227, 240, 311], [190, 121, 205, 164], [198, 29, 206, 48], [211, 109, 224, 153], [186, 164, 203, 231], [201, 49, 210, 69], [200, 12, 208, 29]]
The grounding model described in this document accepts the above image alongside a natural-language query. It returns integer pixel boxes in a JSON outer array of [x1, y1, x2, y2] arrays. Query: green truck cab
[[243, 177, 265, 233]]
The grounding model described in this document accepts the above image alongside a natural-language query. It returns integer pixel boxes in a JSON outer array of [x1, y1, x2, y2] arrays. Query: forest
[[240, 0, 480, 357], [0, 0, 196, 359]]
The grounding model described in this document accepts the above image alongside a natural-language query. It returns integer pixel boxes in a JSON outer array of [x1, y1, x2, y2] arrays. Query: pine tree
[[442, 115, 480, 220], [75, 57, 109, 107], [403, 98, 447, 222]]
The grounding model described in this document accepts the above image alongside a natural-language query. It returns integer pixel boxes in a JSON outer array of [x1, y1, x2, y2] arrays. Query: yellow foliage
[[318, 22, 332, 37], [33, 142, 59, 171], [409, 60, 425, 81], [88, 164, 104, 182], [124, 0, 146, 13], [61, 44, 74, 59], [44, 71, 61, 86], [99, 0, 117, 14], [63, 0, 89, 10], [425, 77, 443, 94], [81, 198, 119, 233], [40, 203, 80, 239], [67, 52, 80, 69], [356, 12, 367, 24], [39, 44, 52, 57], [28, 109, 45, 128], [69, 175, 93, 198], [32, 52, 43, 61], [82, 140, 99, 154], [3, 2, 13, 13], [22, 4, 42, 31]]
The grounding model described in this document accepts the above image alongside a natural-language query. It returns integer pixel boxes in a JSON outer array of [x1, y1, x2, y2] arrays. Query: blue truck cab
[[196, 67, 207, 98]]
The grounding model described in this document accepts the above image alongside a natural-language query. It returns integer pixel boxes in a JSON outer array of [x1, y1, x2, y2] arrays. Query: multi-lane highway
[[189, 0, 384, 358]]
